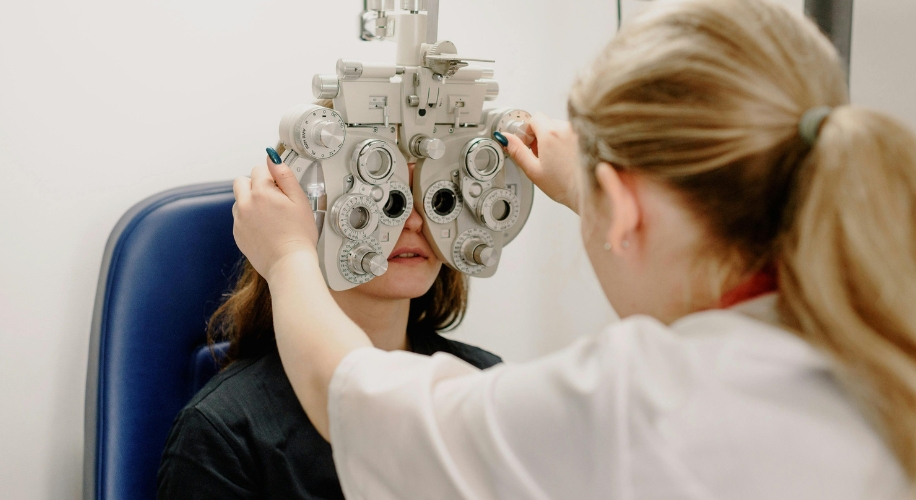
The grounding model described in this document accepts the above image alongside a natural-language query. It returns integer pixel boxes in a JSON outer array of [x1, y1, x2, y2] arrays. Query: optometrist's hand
[[232, 155, 319, 281], [502, 113, 581, 214]]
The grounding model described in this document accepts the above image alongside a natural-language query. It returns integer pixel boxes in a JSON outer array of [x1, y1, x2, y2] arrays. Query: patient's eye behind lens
[[432, 189, 457, 216], [383, 191, 407, 219]]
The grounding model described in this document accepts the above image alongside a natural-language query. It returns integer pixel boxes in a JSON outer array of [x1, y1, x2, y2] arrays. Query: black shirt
[[157, 332, 502, 499]]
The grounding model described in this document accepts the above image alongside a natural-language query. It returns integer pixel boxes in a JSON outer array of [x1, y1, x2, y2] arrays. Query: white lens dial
[[330, 194, 381, 240], [351, 140, 397, 185], [494, 109, 534, 146], [280, 105, 347, 160], [462, 138, 504, 182], [452, 228, 497, 275], [476, 188, 520, 232], [379, 181, 414, 226], [423, 181, 463, 224], [338, 238, 385, 285]]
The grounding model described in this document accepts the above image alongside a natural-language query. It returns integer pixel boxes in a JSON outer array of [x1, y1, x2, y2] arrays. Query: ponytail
[[779, 107, 916, 477], [568, 0, 916, 483]]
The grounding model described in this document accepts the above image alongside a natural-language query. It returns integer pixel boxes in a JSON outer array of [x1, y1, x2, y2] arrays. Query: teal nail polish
[[493, 131, 509, 147], [266, 147, 282, 165]]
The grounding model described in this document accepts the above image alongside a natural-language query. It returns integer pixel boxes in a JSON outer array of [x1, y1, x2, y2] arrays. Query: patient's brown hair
[[207, 259, 468, 364]]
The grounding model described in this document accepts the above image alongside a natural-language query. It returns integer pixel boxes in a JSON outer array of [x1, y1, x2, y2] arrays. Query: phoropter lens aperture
[[383, 191, 407, 219], [492, 200, 511, 221], [432, 189, 457, 217], [348, 206, 370, 230], [473, 148, 499, 177], [366, 150, 391, 177]]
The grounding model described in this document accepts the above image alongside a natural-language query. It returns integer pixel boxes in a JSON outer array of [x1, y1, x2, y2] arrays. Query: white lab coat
[[327, 295, 909, 499]]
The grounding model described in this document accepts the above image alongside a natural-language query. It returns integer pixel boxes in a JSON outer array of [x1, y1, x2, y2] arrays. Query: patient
[[156, 160, 501, 499]]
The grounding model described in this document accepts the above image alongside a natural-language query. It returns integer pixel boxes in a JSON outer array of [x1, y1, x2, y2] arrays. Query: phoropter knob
[[279, 105, 346, 160], [312, 74, 340, 100], [483, 80, 500, 102], [492, 109, 535, 148], [410, 135, 446, 160], [348, 245, 389, 276], [425, 41, 462, 78], [400, 0, 428, 11], [419, 137, 446, 159], [506, 120, 535, 146], [367, 0, 395, 11], [313, 120, 344, 150], [463, 239, 498, 267]]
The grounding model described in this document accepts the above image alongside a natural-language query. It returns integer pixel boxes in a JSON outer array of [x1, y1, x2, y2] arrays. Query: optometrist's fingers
[[514, 113, 581, 212], [250, 164, 275, 191], [530, 112, 557, 157], [504, 132, 541, 179], [266, 156, 306, 202], [233, 176, 252, 204]]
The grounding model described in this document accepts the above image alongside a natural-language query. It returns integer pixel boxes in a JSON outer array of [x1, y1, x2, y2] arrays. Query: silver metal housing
[[330, 193, 382, 240], [476, 188, 520, 232], [351, 139, 397, 185], [277, 0, 534, 288], [462, 138, 504, 182]]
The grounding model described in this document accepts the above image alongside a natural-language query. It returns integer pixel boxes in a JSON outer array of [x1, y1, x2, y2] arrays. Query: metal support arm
[[805, 0, 854, 81]]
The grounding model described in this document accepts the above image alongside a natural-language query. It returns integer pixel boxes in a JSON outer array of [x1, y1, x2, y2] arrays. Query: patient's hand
[[232, 156, 319, 281], [503, 113, 582, 214]]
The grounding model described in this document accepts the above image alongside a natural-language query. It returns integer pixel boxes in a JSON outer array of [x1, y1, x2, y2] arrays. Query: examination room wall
[[0, 0, 910, 498]]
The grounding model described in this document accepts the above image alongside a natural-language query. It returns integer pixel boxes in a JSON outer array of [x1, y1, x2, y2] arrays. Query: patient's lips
[[388, 246, 428, 263]]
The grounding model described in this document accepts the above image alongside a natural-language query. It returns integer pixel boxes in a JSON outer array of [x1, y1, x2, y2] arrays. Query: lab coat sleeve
[[327, 322, 687, 500]]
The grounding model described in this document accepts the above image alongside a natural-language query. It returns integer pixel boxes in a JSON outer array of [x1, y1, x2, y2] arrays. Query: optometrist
[[230, 0, 916, 498]]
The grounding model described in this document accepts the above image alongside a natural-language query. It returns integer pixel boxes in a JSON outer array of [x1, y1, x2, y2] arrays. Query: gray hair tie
[[799, 106, 833, 146]]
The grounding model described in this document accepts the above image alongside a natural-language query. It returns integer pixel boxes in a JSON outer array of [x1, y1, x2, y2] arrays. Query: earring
[[622, 240, 630, 249], [603, 242, 612, 251]]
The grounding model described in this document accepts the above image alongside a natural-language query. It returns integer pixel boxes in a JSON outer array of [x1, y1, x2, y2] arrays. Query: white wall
[[2, 0, 912, 498], [849, 0, 916, 129]]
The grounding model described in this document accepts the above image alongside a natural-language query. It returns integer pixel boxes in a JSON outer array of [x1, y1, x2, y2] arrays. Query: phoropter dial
[[476, 188, 520, 232], [330, 194, 381, 240], [348, 245, 388, 277], [423, 180, 463, 224], [452, 228, 498, 275], [338, 238, 387, 285], [424, 41, 463, 78], [279, 104, 346, 160], [462, 138, 504, 182], [380, 180, 413, 226], [493, 109, 535, 147], [351, 139, 397, 185]]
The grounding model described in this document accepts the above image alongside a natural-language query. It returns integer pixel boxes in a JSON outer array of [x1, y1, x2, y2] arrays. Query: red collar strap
[[717, 264, 779, 309]]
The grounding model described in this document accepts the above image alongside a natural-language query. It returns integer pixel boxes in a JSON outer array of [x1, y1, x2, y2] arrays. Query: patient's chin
[[355, 260, 441, 300]]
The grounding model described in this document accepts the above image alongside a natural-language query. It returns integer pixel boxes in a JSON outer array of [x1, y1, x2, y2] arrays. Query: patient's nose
[[404, 203, 423, 233]]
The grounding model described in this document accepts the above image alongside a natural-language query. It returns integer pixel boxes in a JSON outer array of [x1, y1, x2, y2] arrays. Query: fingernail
[[266, 147, 282, 165], [493, 131, 509, 147]]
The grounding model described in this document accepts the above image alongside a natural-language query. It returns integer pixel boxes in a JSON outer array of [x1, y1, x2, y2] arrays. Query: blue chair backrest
[[84, 182, 242, 500]]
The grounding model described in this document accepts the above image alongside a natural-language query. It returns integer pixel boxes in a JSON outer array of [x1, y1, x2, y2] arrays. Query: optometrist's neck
[[327, 290, 410, 352]]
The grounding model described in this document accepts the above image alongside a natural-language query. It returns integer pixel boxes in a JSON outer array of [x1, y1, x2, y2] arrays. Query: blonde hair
[[569, 0, 916, 483]]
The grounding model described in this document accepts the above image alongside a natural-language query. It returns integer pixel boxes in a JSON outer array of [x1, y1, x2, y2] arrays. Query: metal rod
[[804, 0, 854, 82], [426, 0, 440, 43]]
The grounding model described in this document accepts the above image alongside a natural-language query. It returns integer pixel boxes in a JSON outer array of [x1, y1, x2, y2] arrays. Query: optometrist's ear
[[594, 162, 638, 254]]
